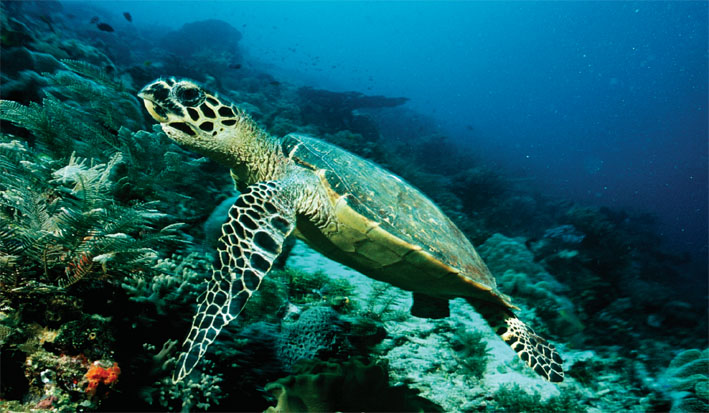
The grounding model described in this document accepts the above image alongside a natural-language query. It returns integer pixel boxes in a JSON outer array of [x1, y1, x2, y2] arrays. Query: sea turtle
[[138, 78, 564, 383]]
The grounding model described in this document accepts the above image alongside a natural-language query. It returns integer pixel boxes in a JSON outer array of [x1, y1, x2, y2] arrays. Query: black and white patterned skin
[[139, 78, 565, 384], [471, 300, 564, 382], [173, 181, 295, 382]]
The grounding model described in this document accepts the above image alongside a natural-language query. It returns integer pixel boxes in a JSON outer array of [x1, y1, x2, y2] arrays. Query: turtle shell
[[282, 133, 513, 307]]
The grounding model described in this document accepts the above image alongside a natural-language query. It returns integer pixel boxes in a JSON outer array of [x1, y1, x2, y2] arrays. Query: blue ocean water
[[82, 0, 707, 264], [2, 1, 709, 410]]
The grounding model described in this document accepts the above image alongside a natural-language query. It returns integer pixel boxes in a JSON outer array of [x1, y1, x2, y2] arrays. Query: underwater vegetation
[[0, 3, 706, 412]]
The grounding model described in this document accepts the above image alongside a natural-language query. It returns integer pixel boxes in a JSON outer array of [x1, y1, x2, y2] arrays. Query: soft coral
[[85, 361, 120, 396]]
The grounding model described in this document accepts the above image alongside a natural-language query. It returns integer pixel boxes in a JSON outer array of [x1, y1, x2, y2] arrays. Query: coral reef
[[276, 306, 350, 372], [85, 361, 121, 397], [297, 86, 408, 135], [160, 19, 242, 58], [478, 233, 583, 339], [0, 3, 705, 411], [264, 358, 441, 412], [659, 348, 709, 412], [492, 383, 584, 412], [121, 252, 210, 315]]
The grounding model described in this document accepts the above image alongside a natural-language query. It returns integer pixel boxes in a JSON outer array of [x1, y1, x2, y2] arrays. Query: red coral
[[85, 361, 120, 396]]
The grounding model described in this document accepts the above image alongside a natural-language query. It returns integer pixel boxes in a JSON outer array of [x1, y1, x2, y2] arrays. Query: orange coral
[[85, 361, 120, 396]]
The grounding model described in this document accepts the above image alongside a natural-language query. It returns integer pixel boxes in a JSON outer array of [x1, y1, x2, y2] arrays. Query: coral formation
[[276, 306, 350, 372], [492, 383, 584, 412], [85, 361, 120, 397], [660, 348, 709, 412], [0, 3, 705, 411], [297, 86, 408, 135], [478, 233, 583, 339], [121, 252, 210, 316], [264, 358, 441, 412]]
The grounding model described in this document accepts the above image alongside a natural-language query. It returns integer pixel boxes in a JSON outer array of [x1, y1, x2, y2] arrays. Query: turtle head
[[139, 78, 242, 159]]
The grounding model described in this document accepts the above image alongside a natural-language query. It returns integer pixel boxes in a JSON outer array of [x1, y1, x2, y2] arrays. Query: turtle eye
[[174, 83, 205, 107]]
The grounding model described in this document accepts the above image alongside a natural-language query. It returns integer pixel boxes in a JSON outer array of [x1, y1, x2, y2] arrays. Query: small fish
[[229, 63, 242, 70], [269, 81, 280, 86], [90, 16, 99, 24], [97, 23, 114, 32], [123, 12, 132, 22], [143, 60, 152, 67]]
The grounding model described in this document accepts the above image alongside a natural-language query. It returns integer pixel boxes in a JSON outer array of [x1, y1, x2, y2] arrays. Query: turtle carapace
[[138, 78, 564, 384]]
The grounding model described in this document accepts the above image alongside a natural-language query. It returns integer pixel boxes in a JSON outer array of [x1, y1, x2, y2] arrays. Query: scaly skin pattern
[[138, 78, 564, 384]]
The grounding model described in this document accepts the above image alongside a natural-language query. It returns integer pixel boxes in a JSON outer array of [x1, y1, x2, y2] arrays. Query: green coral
[[449, 326, 489, 379], [264, 358, 441, 412], [274, 266, 355, 308], [477, 233, 547, 278], [148, 361, 224, 412], [662, 348, 709, 412], [477, 234, 583, 339], [121, 252, 210, 315], [492, 384, 585, 413], [0, 64, 142, 159], [0, 138, 183, 292], [1, 58, 221, 227], [139, 340, 225, 412], [239, 274, 288, 324], [359, 280, 409, 323]]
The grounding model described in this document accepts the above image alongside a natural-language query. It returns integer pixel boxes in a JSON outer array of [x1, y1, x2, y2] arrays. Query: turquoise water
[[0, 1, 706, 411]]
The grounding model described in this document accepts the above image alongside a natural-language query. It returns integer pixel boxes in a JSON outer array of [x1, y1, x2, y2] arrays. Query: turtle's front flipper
[[470, 300, 564, 382], [173, 181, 295, 383]]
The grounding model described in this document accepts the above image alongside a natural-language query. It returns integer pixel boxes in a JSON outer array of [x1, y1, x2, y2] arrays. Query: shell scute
[[285, 133, 503, 299]]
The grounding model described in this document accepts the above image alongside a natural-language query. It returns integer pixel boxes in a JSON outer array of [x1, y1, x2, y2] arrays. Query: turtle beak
[[142, 99, 169, 123], [137, 84, 157, 103], [138, 86, 169, 123]]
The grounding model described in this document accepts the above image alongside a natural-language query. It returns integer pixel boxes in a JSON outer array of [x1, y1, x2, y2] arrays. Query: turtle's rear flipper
[[470, 300, 564, 382], [173, 181, 295, 383]]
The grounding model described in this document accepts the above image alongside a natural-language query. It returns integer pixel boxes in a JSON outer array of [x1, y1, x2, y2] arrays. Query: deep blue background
[[80, 1, 708, 260]]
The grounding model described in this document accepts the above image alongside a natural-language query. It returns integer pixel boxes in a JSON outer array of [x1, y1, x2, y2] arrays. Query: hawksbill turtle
[[138, 78, 564, 383]]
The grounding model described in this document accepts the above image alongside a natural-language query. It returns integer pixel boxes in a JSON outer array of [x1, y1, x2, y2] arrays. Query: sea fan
[[60, 59, 124, 90]]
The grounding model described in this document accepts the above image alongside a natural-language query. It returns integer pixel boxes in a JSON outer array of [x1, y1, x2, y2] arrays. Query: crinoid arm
[[173, 181, 295, 383]]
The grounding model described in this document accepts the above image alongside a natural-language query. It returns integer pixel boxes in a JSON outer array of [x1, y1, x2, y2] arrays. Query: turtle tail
[[469, 299, 564, 382]]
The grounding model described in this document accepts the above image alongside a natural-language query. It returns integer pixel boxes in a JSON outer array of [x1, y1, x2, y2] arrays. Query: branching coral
[[121, 252, 210, 315], [144, 357, 224, 412]]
